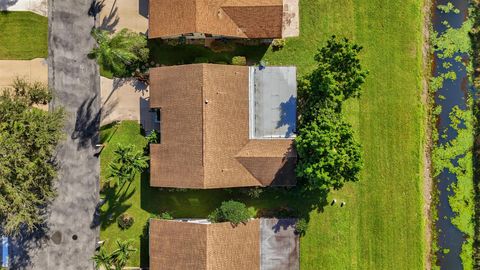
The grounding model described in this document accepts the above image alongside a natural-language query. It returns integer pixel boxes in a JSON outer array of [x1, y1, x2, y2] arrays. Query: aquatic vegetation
[[438, 2, 461, 14]]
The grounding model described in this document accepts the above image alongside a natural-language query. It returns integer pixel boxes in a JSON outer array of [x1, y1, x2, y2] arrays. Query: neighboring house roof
[[148, 0, 299, 39], [149, 64, 297, 189], [149, 218, 299, 270]]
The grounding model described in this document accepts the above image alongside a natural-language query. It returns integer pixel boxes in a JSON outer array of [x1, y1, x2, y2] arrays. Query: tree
[[0, 79, 64, 237], [208, 200, 251, 225], [111, 239, 136, 270], [92, 239, 136, 270], [295, 107, 362, 191], [300, 36, 368, 121], [92, 248, 112, 270], [90, 28, 149, 77], [108, 144, 149, 188]]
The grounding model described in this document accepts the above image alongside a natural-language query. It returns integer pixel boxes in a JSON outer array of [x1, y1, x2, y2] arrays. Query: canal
[[432, 0, 471, 269]]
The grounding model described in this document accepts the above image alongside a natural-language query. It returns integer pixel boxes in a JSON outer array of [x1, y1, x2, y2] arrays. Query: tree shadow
[[72, 95, 101, 150], [100, 183, 136, 229], [0, 0, 18, 11], [277, 95, 297, 137], [98, 0, 119, 32], [88, 0, 105, 18], [8, 224, 48, 269]]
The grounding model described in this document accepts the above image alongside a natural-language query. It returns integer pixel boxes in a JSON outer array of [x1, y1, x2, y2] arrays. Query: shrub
[[271, 39, 286, 51], [295, 218, 308, 236], [208, 200, 251, 225], [231, 56, 247, 66], [158, 212, 173, 220], [146, 130, 160, 144], [239, 187, 264, 198], [117, 213, 134, 230]]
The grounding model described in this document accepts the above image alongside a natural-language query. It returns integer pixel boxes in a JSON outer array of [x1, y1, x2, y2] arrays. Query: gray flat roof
[[249, 66, 297, 139]]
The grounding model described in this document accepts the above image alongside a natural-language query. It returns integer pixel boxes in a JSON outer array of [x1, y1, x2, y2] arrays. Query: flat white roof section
[[249, 66, 297, 139]]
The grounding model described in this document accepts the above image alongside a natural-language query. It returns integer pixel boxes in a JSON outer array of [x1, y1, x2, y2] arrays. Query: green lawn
[[101, 0, 427, 268], [0, 11, 48, 60]]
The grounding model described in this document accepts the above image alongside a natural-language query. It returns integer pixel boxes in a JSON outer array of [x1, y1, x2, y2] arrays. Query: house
[[148, 0, 299, 39], [149, 64, 297, 189], [149, 218, 299, 270]]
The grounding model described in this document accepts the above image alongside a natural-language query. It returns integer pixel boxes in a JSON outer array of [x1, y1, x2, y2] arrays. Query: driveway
[[101, 76, 156, 132], [98, 0, 148, 33], [0, 58, 47, 88], [0, 0, 47, 16]]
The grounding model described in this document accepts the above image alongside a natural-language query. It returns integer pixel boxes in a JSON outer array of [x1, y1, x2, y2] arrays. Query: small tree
[[208, 200, 251, 225], [111, 239, 137, 270], [92, 248, 112, 270], [108, 144, 149, 188], [295, 107, 363, 191], [301, 36, 368, 120], [92, 239, 136, 270], [90, 28, 149, 77]]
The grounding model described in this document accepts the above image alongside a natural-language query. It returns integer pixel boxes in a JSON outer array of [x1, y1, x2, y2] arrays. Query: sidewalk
[[0, 0, 47, 16]]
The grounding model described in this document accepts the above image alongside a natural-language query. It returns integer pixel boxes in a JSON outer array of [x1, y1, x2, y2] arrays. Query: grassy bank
[[0, 11, 47, 60], [100, 0, 427, 268]]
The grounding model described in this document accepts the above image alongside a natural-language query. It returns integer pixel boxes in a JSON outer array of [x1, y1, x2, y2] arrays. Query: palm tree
[[90, 28, 149, 76], [111, 239, 137, 270], [92, 247, 112, 270], [108, 144, 149, 190]]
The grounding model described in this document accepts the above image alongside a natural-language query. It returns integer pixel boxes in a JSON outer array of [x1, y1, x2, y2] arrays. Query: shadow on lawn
[[100, 182, 136, 229], [148, 39, 269, 66], [139, 168, 329, 223]]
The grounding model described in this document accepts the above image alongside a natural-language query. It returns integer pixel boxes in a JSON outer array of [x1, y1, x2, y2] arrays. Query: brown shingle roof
[[149, 64, 296, 189], [149, 219, 260, 270], [148, 0, 289, 39]]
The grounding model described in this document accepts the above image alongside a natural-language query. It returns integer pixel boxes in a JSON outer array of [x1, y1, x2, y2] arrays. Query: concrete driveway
[[0, 0, 47, 16], [101, 76, 156, 132], [98, 0, 148, 33], [0, 58, 47, 88]]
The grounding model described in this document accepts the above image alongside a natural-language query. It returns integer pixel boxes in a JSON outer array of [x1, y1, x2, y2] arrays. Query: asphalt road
[[11, 0, 100, 269]]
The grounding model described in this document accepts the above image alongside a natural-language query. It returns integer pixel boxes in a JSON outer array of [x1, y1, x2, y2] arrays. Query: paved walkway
[[0, 0, 47, 16], [11, 0, 101, 269], [98, 0, 148, 33], [0, 58, 47, 88]]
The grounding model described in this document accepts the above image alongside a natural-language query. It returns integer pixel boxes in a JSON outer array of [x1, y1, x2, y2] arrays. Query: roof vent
[[205, 99, 209, 104]]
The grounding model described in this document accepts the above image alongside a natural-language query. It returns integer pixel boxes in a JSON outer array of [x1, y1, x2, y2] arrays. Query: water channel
[[432, 0, 470, 269]]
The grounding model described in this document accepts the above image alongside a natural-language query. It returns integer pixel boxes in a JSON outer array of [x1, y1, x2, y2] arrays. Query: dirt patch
[[421, 0, 434, 269]]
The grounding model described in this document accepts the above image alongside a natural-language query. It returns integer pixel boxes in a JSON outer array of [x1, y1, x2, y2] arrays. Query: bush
[[158, 212, 173, 220], [271, 39, 286, 51], [231, 56, 247, 66], [208, 200, 251, 225], [117, 213, 134, 230], [239, 187, 264, 198], [295, 218, 308, 236], [146, 130, 160, 144]]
